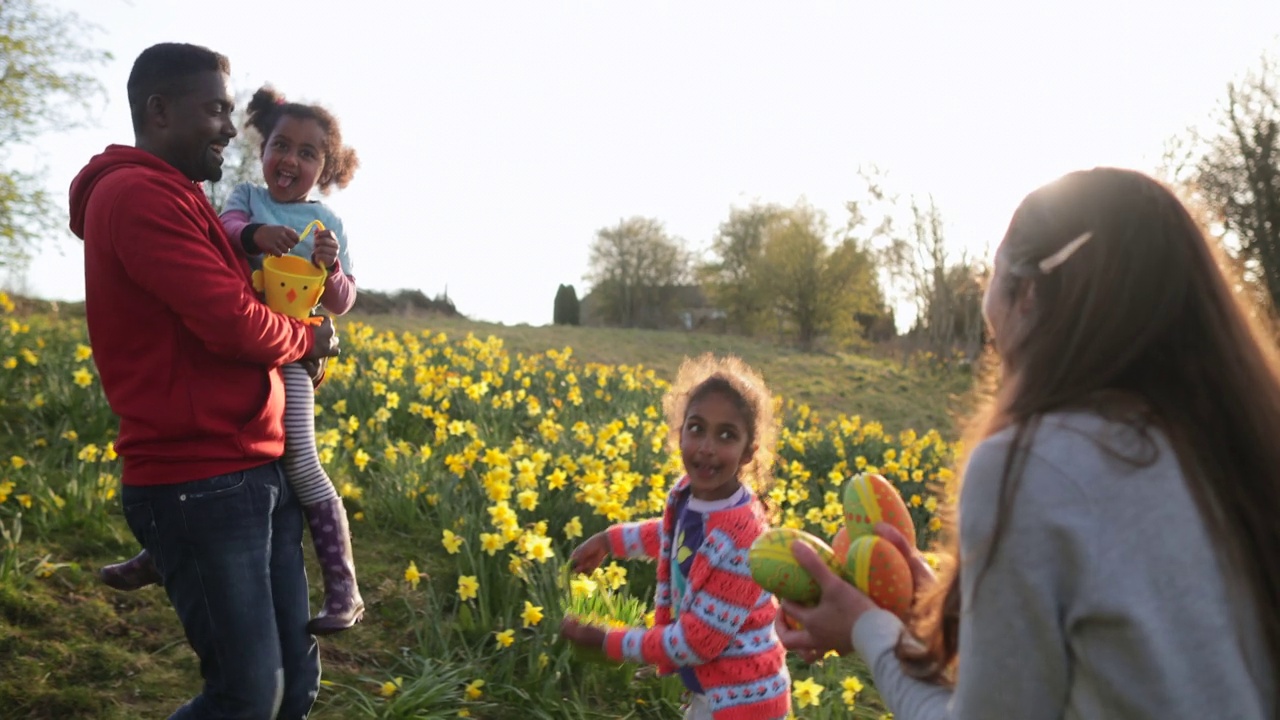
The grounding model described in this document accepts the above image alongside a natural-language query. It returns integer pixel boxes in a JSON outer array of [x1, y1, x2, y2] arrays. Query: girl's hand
[[874, 521, 936, 601], [774, 541, 878, 659], [569, 532, 609, 574], [312, 229, 339, 269], [254, 225, 299, 256], [559, 617, 607, 649]]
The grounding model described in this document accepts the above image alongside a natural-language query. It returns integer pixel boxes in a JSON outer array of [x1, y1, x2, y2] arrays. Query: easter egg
[[845, 535, 914, 619], [747, 527, 838, 604], [842, 472, 917, 547], [831, 526, 851, 566]]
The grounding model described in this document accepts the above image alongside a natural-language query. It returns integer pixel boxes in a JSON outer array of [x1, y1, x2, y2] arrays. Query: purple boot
[[99, 548, 162, 591], [305, 497, 365, 635]]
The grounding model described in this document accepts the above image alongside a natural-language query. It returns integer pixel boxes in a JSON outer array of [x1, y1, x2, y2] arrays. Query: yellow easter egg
[[845, 535, 914, 619], [842, 472, 917, 547], [747, 527, 838, 604]]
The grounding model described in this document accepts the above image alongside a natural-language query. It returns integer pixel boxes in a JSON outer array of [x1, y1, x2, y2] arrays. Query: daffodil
[[521, 601, 544, 628], [792, 677, 824, 708], [564, 516, 583, 539], [842, 676, 864, 707], [570, 575, 597, 600], [457, 575, 479, 601], [494, 629, 515, 648], [442, 529, 464, 554], [404, 561, 421, 589], [479, 532, 504, 556]]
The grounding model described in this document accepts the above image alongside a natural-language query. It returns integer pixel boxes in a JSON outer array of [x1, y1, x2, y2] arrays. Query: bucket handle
[[297, 220, 330, 272]]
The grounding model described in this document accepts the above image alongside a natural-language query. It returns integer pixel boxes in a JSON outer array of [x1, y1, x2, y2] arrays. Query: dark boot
[[98, 548, 161, 591], [305, 497, 365, 635]]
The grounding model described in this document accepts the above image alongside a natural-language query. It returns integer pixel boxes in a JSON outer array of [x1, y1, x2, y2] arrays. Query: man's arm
[[111, 177, 315, 365]]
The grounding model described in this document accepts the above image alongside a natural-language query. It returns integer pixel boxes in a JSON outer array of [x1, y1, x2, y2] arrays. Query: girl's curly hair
[[662, 353, 778, 500], [243, 85, 360, 194]]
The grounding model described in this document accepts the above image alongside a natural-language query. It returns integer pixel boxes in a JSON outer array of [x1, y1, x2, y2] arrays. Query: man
[[68, 43, 336, 719]]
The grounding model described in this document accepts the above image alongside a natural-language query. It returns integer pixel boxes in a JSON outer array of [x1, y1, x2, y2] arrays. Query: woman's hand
[[875, 521, 937, 600], [774, 541, 877, 659], [775, 522, 935, 661], [568, 532, 609, 574], [559, 617, 607, 649]]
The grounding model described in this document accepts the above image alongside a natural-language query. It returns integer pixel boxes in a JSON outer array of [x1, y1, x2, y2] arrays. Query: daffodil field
[[0, 297, 963, 719]]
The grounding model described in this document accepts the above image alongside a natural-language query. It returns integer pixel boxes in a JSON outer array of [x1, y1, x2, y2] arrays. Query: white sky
[[17, 0, 1280, 326]]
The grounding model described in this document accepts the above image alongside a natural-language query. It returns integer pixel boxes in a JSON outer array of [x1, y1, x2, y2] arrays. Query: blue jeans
[[122, 461, 320, 719]]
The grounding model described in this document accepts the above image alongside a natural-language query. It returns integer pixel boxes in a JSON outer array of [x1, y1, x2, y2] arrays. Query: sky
[[16, 0, 1280, 326]]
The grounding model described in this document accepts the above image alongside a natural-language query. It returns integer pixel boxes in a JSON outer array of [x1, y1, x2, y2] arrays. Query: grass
[[0, 312, 977, 719]]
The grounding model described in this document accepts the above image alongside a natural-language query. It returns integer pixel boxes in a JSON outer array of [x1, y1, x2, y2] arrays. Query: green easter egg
[[747, 527, 839, 604]]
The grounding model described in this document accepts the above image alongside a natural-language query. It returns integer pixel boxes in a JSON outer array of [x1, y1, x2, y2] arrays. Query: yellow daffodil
[[521, 601, 544, 628], [457, 575, 479, 601], [841, 676, 864, 707], [792, 678, 824, 708], [442, 529, 464, 554]]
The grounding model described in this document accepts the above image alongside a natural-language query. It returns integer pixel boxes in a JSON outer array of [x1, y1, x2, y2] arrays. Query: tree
[[1164, 53, 1280, 313], [204, 88, 263, 213], [757, 202, 883, 351], [584, 217, 689, 328], [855, 168, 987, 356], [1, 0, 109, 269], [697, 202, 784, 334], [552, 283, 580, 326]]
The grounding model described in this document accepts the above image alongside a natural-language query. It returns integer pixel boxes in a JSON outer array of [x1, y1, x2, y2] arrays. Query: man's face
[[160, 71, 236, 183]]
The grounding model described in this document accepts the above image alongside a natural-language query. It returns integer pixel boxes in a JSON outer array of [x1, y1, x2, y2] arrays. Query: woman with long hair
[[777, 167, 1278, 719]]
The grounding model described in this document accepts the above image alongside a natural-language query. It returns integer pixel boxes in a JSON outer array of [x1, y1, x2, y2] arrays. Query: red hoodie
[[69, 145, 315, 486]]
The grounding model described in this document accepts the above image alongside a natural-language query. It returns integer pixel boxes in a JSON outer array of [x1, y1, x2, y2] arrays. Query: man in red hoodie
[[69, 43, 336, 719]]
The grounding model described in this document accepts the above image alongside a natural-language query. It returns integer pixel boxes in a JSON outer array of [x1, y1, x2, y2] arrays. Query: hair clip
[[1038, 231, 1094, 274]]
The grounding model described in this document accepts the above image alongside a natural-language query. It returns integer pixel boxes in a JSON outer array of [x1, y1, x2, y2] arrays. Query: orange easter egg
[[831, 526, 851, 565], [845, 535, 914, 619], [842, 472, 916, 548], [748, 528, 840, 604]]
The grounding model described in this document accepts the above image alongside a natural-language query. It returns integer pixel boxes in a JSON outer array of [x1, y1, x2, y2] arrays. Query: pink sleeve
[[219, 210, 253, 255], [605, 519, 663, 560], [320, 261, 357, 315]]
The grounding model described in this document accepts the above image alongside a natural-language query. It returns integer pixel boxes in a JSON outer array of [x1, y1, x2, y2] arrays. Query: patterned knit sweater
[[603, 476, 791, 720]]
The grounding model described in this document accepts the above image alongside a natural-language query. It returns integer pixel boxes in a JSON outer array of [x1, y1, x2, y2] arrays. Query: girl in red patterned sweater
[[561, 354, 791, 720]]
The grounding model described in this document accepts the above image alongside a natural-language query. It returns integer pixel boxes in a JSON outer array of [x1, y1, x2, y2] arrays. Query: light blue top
[[224, 183, 354, 274]]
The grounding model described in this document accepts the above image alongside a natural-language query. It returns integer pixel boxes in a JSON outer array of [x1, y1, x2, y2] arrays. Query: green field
[[0, 308, 975, 719]]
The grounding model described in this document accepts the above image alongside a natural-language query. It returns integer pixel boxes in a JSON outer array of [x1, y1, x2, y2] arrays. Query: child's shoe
[[304, 497, 365, 635], [99, 549, 161, 591]]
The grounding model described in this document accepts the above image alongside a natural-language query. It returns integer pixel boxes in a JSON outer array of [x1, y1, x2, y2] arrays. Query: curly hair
[[243, 86, 360, 194], [662, 353, 778, 499]]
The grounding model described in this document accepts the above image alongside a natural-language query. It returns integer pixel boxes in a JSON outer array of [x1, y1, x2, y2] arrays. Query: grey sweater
[[851, 411, 1276, 720]]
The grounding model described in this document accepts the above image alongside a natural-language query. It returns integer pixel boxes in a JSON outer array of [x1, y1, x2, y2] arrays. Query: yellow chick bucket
[[251, 220, 328, 324]]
